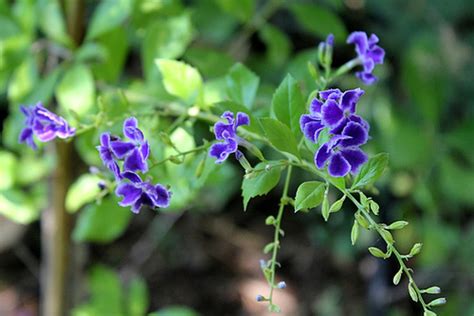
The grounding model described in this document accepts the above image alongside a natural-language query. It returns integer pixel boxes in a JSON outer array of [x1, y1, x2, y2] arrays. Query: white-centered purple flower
[[108, 117, 150, 173], [209, 111, 250, 163], [115, 172, 170, 214], [347, 31, 385, 85], [300, 88, 370, 177], [19, 102, 75, 149]]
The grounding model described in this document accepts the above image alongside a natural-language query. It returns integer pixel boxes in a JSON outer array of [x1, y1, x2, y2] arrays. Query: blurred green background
[[0, 0, 473, 315]]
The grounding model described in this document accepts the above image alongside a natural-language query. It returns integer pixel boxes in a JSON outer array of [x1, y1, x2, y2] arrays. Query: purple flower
[[315, 135, 368, 177], [19, 102, 75, 149], [97, 133, 122, 179], [115, 172, 170, 213], [347, 31, 385, 85], [209, 111, 249, 163], [109, 117, 150, 173]]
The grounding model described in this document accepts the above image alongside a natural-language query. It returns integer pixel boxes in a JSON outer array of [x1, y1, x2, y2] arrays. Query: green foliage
[[73, 195, 132, 243], [271, 74, 305, 138], [241, 162, 282, 210], [294, 181, 325, 212], [225, 63, 260, 109]]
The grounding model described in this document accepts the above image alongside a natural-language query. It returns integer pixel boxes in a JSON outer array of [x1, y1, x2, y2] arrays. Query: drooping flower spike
[[209, 111, 250, 163], [347, 31, 385, 85], [115, 172, 171, 213], [19, 102, 75, 149]]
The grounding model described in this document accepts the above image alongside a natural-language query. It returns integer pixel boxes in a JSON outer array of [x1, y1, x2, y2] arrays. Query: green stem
[[267, 165, 292, 310]]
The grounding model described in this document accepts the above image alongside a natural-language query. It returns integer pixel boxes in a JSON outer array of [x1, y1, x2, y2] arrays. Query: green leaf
[[294, 181, 325, 212], [351, 220, 359, 245], [38, 0, 72, 47], [66, 174, 102, 213], [241, 162, 281, 210], [143, 13, 194, 81], [351, 153, 389, 189], [0, 151, 17, 190], [215, 0, 254, 22], [127, 276, 149, 316], [408, 281, 418, 302], [259, 24, 291, 65], [149, 306, 199, 316], [289, 3, 347, 42], [73, 195, 132, 243], [225, 63, 259, 109], [329, 195, 345, 213], [56, 64, 95, 120], [0, 189, 39, 224], [86, 0, 133, 40], [393, 267, 403, 285], [155, 59, 202, 105], [271, 74, 305, 138], [387, 220, 409, 230], [259, 118, 300, 158], [368, 247, 386, 259]]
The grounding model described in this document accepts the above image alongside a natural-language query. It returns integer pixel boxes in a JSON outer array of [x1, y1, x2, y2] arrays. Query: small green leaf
[[351, 220, 359, 245], [271, 74, 305, 137], [263, 242, 275, 254], [225, 63, 259, 109], [380, 229, 394, 244], [73, 195, 132, 243], [428, 298, 446, 307], [241, 162, 281, 210], [354, 211, 369, 229], [289, 3, 347, 42], [155, 59, 203, 105], [259, 118, 300, 158], [66, 174, 102, 213], [86, 0, 133, 40], [321, 193, 330, 221], [56, 64, 96, 120], [351, 153, 389, 189], [369, 200, 379, 215], [408, 281, 418, 302], [409, 243, 423, 257], [368, 247, 386, 259], [294, 181, 325, 212], [393, 267, 403, 285], [421, 286, 441, 294], [387, 221, 409, 230], [329, 195, 345, 213]]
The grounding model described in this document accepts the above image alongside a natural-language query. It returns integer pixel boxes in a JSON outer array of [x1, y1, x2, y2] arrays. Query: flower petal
[[123, 148, 148, 172], [340, 148, 368, 173], [116, 183, 142, 206], [110, 140, 135, 158], [322, 99, 344, 126], [341, 122, 368, 147], [315, 143, 331, 169], [328, 153, 351, 177]]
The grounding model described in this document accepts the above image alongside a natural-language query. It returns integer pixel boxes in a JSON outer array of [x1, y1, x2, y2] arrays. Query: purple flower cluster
[[347, 31, 385, 85], [19, 102, 75, 149], [300, 88, 369, 177], [209, 111, 250, 163], [97, 117, 170, 213]]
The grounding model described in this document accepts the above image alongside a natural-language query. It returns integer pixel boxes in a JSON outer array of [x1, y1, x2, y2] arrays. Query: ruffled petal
[[123, 148, 148, 173], [315, 143, 331, 169], [110, 140, 135, 158], [322, 99, 344, 126], [328, 153, 351, 177], [116, 183, 142, 206], [340, 122, 369, 147], [340, 88, 364, 113], [340, 148, 368, 173], [235, 112, 250, 128]]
